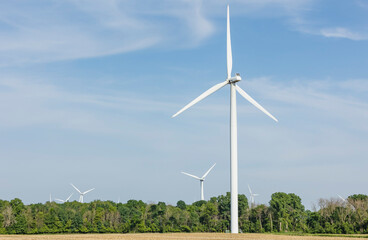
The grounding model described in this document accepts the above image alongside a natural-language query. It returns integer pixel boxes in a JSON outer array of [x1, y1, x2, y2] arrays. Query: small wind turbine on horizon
[[55, 193, 73, 203], [181, 163, 216, 201], [70, 183, 95, 203], [248, 185, 259, 207], [172, 5, 278, 233]]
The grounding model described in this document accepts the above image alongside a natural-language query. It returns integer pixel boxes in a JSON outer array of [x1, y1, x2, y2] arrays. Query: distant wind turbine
[[172, 5, 278, 233], [55, 193, 73, 203], [182, 163, 216, 201], [49, 193, 52, 203], [248, 185, 259, 207], [70, 183, 95, 203]]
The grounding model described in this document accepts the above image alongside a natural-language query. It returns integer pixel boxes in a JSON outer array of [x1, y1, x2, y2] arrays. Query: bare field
[[0, 233, 367, 240]]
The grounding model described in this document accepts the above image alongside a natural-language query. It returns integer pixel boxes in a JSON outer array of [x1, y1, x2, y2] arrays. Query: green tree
[[269, 192, 305, 232], [177, 200, 186, 210]]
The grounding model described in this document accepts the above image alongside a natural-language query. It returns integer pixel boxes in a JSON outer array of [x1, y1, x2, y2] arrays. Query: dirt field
[[0, 233, 367, 240]]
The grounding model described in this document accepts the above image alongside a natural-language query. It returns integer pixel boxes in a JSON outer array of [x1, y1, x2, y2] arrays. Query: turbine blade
[[253, 194, 259, 196], [181, 172, 201, 180], [202, 163, 216, 179], [83, 188, 95, 194], [337, 194, 346, 202], [172, 80, 228, 118], [55, 199, 64, 203], [236, 85, 278, 122], [227, 5, 232, 79], [66, 193, 73, 201], [70, 183, 82, 194], [248, 184, 252, 195]]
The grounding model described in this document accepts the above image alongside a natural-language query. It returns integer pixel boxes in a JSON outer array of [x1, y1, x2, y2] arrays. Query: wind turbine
[[70, 183, 95, 203], [181, 163, 216, 201], [55, 193, 73, 203], [172, 5, 277, 233], [248, 184, 259, 207]]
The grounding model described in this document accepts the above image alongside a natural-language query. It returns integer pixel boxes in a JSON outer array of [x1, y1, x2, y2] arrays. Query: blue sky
[[0, 0, 368, 209]]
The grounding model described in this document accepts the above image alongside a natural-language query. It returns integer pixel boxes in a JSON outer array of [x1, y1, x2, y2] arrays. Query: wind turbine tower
[[182, 163, 216, 200], [172, 5, 278, 233]]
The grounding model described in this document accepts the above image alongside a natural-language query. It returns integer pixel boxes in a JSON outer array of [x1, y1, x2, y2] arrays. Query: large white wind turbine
[[70, 183, 95, 203], [55, 193, 73, 203], [182, 163, 216, 201], [172, 5, 277, 233], [248, 185, 259, 207]]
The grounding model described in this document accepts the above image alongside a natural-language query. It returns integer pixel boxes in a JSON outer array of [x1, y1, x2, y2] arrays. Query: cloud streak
[[319, 27, 367, 40], [0, 0, 318, 65], [1, 0, 367, 67], [0, 0, 217, 65]]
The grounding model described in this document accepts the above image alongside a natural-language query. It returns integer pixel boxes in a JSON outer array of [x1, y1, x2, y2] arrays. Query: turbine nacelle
[[227, 73, 242, 83]]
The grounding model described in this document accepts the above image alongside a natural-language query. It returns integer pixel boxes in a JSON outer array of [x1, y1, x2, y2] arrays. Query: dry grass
[[0, 233, 367, 240]]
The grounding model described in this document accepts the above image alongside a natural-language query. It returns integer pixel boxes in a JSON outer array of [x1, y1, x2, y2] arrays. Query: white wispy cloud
[[0, 0, 221, 65], [0, 0, 316, 65], [0, 1, 159, 65], [270, 1, 368, 41], [1, 0, 367, 65], [319, 27, 367, 40]]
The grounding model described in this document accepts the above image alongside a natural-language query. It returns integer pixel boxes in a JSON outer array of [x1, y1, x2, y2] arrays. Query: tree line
[[0, 192, 367, 234]]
